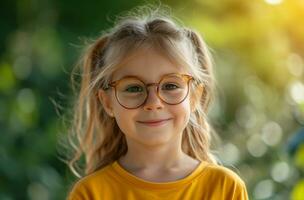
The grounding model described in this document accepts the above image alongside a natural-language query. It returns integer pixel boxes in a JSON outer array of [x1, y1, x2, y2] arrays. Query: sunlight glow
[[265, 0, 284, 5]]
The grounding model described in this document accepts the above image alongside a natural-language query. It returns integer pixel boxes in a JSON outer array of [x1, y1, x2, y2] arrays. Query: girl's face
[[99, 47, 193, 147]]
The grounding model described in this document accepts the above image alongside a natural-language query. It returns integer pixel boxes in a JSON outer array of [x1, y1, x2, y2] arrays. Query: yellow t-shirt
[[68, 160, 249, 200]]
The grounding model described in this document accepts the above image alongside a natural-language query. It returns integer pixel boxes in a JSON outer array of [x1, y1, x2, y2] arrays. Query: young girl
[[65, 5, 249, 200]]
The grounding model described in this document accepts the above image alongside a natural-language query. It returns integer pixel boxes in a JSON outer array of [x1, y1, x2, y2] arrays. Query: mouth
[[137, 118, 172, 126]]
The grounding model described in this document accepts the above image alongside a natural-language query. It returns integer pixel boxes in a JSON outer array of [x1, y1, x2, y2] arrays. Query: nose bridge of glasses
[[146, 82, 159, 89], [145, 82, 162, 96], [144, 82, 161, 101], [142, 82, 164, 109]]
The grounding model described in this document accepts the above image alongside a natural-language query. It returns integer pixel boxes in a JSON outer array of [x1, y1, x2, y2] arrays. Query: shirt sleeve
[[235, 181, 249, 200], [67, 181, 90, 200]]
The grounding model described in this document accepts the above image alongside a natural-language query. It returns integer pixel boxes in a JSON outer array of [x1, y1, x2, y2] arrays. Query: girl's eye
[[162, 83, 179, 90], [125, 85, 144, 93]]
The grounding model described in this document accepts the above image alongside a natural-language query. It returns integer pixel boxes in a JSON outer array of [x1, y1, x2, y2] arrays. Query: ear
[[97, 89, 114, 117], [190, 84, 204, 112]]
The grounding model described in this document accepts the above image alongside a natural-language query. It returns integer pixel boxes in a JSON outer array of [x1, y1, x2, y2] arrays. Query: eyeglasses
[[104, 73, 194, 109]]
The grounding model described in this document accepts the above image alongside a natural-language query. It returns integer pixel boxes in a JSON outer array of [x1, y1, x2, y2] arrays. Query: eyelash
[[125, 86, 144, 92], [125, 83, 179, 93], [162, 83, 179, 90]]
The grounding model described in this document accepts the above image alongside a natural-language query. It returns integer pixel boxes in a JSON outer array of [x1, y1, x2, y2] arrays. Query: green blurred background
[[1, 0, 304, 199]]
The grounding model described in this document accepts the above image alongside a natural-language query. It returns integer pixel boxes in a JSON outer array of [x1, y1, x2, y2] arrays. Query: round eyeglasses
[[103, 73, 194, 109]]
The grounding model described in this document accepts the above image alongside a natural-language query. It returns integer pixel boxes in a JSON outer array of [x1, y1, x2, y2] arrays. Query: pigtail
[[68, 35, 111, 178], [184, 29, 215, 112], [83, 36, 109, 84], [70, 33, 129, 177], [182, 29, 218, 164]]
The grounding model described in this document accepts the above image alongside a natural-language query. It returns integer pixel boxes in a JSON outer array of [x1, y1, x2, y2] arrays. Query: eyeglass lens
[[114, 74, 189, 108]]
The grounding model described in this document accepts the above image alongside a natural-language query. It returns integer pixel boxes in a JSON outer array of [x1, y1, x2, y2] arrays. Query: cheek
[[112, 100, 137, 131], [111, 94, 126, 117], [171, 98, 191, 125], [113, 106, 133, 122]]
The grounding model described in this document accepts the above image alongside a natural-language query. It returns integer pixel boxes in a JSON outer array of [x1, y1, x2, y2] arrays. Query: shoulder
[[78, 164, 113, 185], [201, 163, 247, 190], [197, 163, 248, 199], [67, 164, 113, 200]]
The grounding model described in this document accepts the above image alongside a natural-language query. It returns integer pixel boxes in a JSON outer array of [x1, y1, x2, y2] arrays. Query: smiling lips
[[137, 118, 172, 126]]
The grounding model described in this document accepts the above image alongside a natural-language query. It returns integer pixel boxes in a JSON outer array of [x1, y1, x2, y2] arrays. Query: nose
[[143, 85, 164, 111]]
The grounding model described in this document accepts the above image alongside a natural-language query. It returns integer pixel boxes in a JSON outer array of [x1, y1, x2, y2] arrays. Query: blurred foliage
[[0, 0, 303, 199]]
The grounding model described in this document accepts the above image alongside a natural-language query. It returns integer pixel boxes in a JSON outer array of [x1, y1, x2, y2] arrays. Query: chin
[[137, 134, 175, 146]]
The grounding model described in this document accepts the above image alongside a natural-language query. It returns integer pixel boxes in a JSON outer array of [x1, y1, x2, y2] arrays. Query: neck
[[118, 139, 194, 172]]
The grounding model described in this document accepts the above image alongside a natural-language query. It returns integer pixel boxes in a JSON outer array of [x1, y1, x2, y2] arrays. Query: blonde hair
[[63, 5, 218, 178]]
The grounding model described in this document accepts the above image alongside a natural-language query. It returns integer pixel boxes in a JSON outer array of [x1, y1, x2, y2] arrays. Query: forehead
[[111, 47, 188, 82]]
